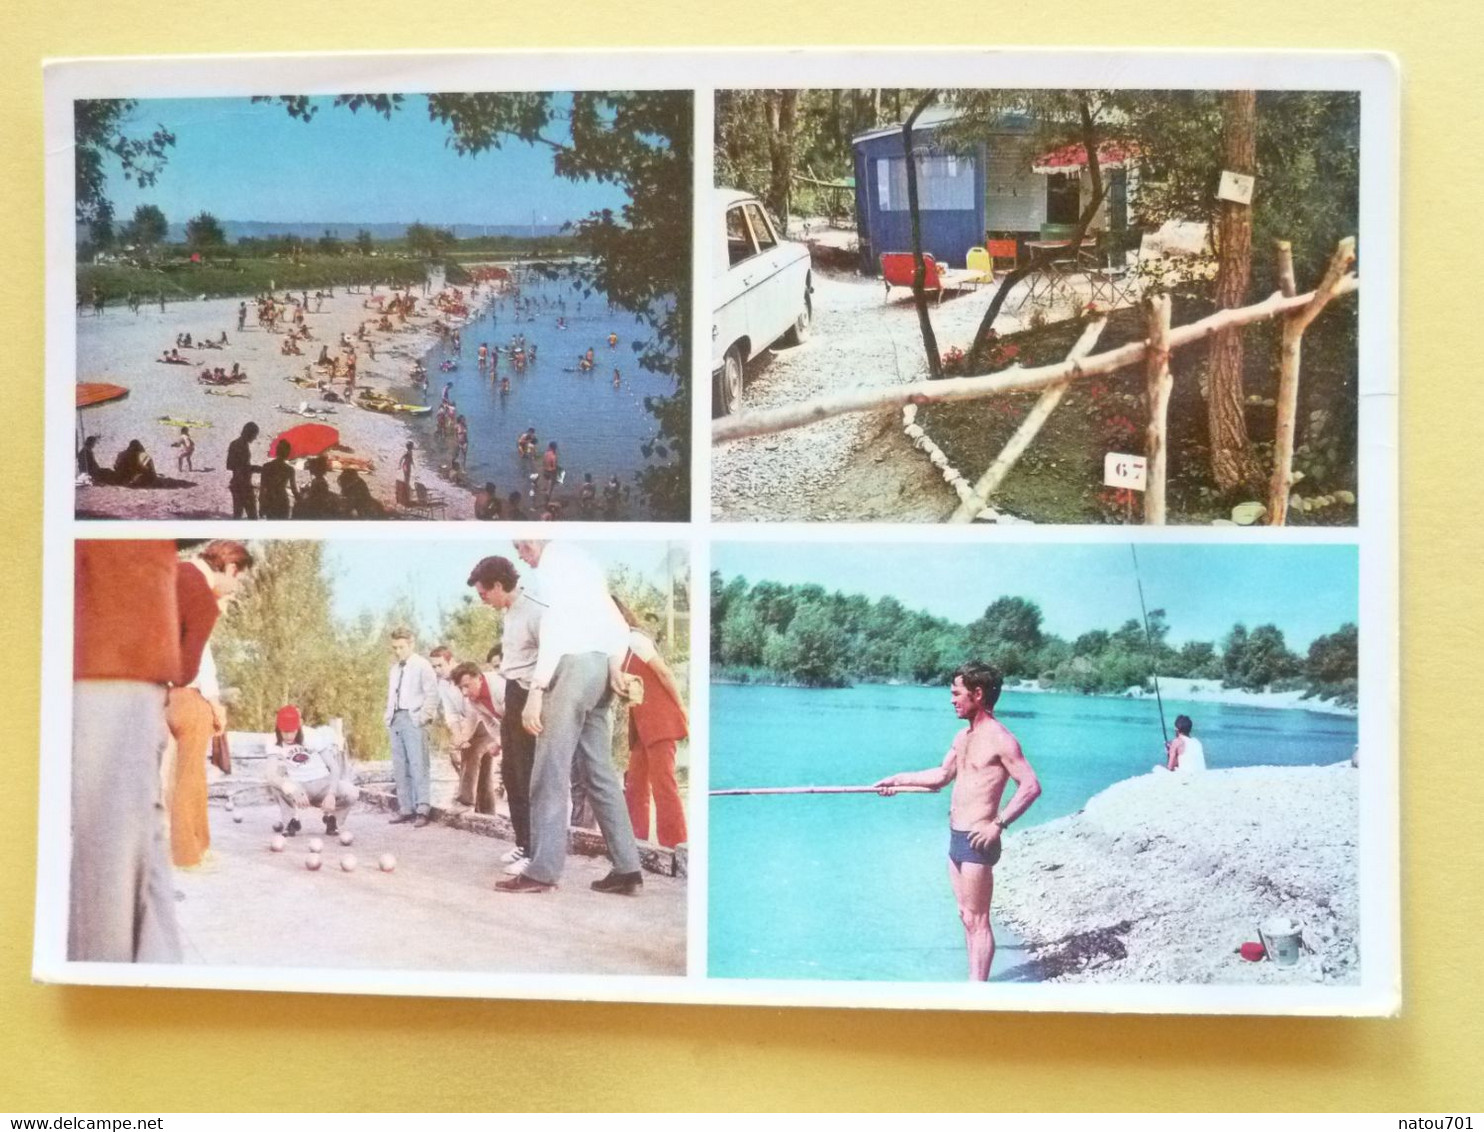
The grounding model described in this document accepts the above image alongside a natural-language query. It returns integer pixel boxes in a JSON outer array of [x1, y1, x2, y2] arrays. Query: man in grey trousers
[[383, 627, 439, 828], [495, 539, 643, 895]]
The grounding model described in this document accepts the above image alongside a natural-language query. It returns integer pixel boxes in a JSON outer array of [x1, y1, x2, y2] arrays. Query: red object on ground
[[1239, 941, 1267, 962], [269, 422, 340, 459]]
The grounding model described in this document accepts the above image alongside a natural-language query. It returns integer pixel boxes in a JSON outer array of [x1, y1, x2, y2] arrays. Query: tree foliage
[[74, 99, 175, 239], [712, 572, 1352, 702], [123, 203, 168, 249], [185, 211, 226, 251]]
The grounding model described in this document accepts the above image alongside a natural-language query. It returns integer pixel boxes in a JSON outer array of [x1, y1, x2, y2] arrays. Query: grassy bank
[[78, 254, 433, 306]]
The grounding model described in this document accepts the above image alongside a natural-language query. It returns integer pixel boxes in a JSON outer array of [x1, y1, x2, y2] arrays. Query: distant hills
[[158, 220, 572, 243]]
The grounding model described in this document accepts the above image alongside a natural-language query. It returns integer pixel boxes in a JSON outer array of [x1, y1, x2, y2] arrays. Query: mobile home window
[[875, 153, 974, 212]]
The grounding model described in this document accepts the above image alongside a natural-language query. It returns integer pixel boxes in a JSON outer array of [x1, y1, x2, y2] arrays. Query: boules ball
[[305, 855, 323, 871], [232, 812, 244, 824], [340, 854, 358, 873], [378, 853, 397, 873], [307, 837, 324, 854], [269, 834, 286, 852], [338, 830, 354, 846]]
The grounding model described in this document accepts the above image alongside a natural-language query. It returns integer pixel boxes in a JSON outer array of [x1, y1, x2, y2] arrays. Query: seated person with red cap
[[263, 705, 359, 837]]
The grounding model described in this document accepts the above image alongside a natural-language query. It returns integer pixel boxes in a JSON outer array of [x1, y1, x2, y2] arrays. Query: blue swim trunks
[[949, 828, 1002, 867]]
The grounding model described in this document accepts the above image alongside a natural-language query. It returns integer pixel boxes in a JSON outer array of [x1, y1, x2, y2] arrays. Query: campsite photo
[[711, 88, 1361, 526], [66, 536, 690, 982], [708, 541, 1363, 987], [70, 90, 692, 522]]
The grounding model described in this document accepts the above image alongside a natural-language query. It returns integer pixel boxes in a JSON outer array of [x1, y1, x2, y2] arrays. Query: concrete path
[[173, 799, 687, 977]]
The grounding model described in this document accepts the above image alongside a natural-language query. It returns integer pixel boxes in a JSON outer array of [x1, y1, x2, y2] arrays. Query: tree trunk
[[904, 92, 943, 378], [1207, 90, 1259, 492], [765, 90, 800, 224]]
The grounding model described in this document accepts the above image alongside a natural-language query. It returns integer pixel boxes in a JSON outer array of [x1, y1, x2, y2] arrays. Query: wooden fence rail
[[713, 239, 1358, 526]]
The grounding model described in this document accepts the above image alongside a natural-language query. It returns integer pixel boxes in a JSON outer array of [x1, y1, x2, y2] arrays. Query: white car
[[712, 188, 813, 416]]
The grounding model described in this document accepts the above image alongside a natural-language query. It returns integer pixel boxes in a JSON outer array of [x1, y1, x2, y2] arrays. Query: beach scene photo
[[708, 542, 1361, 986], [70, 91, 692, 521], [711, 88, 1360, 526], [69, 536, 690, 980]]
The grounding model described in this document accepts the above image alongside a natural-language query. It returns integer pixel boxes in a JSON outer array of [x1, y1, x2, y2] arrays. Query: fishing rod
[[1130, 544, 1170, 747], [710, 785, 937, 797]]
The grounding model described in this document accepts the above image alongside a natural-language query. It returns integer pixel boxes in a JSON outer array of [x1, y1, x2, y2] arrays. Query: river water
[[707, 682, 1358, 982], [397, 268, 678, 518]]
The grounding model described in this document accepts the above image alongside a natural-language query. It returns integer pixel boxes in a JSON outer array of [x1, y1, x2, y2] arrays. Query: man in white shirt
[[383, 627, 440, 827], [495, 540, 643, 895], [1163, 714, 1207, 774]]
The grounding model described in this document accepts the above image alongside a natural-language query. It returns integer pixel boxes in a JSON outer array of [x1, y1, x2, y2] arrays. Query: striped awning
[[1031, 141, 1137, 175]]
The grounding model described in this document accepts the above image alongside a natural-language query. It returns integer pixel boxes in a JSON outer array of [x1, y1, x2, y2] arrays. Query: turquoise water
[[707, 682, 1358, 982], [401, 271, 677, 517]]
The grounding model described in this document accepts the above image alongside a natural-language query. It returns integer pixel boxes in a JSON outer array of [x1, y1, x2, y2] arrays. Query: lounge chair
[[879, 252, 969, 305]]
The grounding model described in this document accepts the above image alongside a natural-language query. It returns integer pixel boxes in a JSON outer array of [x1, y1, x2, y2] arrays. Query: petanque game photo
[[62, 535, 691, 985], [712, 86, 1363, 527], [69, 88, 692, 522], [708, 541, 1371, 994]]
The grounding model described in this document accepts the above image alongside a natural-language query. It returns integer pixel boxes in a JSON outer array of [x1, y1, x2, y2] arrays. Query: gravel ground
[[711, 268, 1044, 522], [995, 763, 1361, 985]]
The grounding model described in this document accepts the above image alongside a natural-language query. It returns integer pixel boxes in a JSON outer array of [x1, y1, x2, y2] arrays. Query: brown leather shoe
[[494, 874, 555, 894], [412, 815, 431, 829], [388, 814, 414, 825]]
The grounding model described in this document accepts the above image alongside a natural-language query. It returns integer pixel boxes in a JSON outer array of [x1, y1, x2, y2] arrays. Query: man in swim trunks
[[875, 660, 1041, 981]]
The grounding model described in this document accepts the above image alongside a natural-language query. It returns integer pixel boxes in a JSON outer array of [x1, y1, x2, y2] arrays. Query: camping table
[[1016, 238, 1100, 310]]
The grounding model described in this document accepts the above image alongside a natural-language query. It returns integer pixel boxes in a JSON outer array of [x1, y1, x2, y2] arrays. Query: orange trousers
[[624, 736, 687, 848], [165, 687, 214, 868]]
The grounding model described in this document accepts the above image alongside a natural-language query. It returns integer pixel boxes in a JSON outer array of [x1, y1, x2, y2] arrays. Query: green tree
[[185, 211, 226, 251], [770, 603, 850, 687], [436, 595, 503, 666], [123, 203, 168, 249], [355, 229, 374, 256], [317, 229, 344, 256], [1305, 622, 1357, 685], [74, 99, 175, 234]]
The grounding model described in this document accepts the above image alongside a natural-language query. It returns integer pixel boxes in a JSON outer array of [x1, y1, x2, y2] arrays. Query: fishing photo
[[67, 85, 692, 522], [53, 535, 690, 989], [708, 540, 1365, 990]]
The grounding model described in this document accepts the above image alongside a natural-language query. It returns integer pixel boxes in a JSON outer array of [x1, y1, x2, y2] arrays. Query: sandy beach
[[74, 271, 482, 519], [995, 762, 1360, 984], [1006, 676, 1358, 717]]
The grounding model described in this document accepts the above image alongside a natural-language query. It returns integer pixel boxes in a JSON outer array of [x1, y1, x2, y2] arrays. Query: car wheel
[[714, 345, 744, 417], [780, 286, 812, 347]]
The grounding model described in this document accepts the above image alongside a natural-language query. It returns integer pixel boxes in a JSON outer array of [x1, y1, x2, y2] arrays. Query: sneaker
[[503, 856, 530, 877], [412, 815, 431, 829], [285, 817, 302, 836], [323, 814, 338, 836], [500, 846, 526, 864], [494, 873, 554, 894], [590, 869, 643, 896]]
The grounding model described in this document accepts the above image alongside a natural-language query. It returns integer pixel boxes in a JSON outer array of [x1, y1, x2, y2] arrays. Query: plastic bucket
[[1259, 917, 1304, 967]]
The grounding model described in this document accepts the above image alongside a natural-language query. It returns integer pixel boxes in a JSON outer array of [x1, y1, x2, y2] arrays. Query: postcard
[[38, 49, 1397, 1015]]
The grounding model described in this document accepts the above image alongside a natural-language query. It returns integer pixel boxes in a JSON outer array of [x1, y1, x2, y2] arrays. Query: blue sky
[[101, 95, 629, 226], [326, 539, 685, 629], [713, 542, 1358, 650]]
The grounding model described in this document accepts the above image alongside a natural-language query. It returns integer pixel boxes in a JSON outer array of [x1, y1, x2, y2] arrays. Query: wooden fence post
[[1267, 237, 1357, 525], [949, 317, 1108, 523], [1143, 293, 1173, 525]]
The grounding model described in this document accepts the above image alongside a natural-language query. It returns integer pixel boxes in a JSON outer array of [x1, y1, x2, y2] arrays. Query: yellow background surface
[[2, 0, 1479, 1113]]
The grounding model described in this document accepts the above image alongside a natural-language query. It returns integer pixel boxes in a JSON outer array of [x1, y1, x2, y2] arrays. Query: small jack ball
[[378, 853, 397, 873], [305, 855, 323, 871], [270, 835, 286, 852]]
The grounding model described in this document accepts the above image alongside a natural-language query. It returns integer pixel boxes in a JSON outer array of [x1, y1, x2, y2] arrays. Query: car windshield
[[727, 206, 758, 266]]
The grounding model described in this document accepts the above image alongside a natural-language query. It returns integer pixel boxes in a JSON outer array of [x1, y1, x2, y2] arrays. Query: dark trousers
[[500, 682, 535, 853], [230, 482, 258, 520]]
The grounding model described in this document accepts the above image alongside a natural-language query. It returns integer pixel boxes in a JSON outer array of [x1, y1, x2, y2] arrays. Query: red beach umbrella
[[269, 421, 340, 459]]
